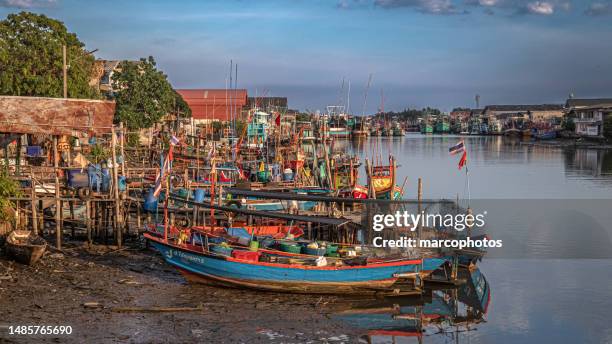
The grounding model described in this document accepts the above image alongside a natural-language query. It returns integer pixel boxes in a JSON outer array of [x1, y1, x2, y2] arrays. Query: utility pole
[[63, 45, 67, 98]]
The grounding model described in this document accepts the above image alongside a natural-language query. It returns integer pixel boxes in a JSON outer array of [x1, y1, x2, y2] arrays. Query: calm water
[[331, 135, 612, 343]]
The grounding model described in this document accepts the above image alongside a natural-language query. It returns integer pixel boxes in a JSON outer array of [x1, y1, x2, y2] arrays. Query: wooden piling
[[53, 136, 61, 250], [31, 182, 38, 235], [111, 126, 122, 247]]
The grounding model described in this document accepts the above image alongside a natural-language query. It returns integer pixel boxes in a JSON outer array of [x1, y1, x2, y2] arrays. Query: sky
[[1, 0, 612, 112]]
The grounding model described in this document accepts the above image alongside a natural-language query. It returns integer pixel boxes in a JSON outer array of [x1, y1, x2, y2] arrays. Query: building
[[483, 104, 563, 121], [450, 110, 470, 121], [565, 98, 612, 138], [176, 89, 248, 122]]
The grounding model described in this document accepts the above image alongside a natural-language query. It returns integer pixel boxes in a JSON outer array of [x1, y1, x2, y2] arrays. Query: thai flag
[[153, 154, 169, 198], [449, 140, 465, 155], [458, 151, 468, 170], [170, 135, 180, 146], [153, 172, 163, 198]]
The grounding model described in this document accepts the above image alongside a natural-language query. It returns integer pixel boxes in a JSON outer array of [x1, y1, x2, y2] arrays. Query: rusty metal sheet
[[0, 96, 115, 136]]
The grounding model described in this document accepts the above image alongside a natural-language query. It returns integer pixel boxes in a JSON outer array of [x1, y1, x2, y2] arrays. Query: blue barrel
[[194, 189, 205, 203], [118, 175, 127, 192], [101, 168, 111, 192], [88, 164, 101, 192], [143, 188, 158, 213], [283, 168, 294, 181]]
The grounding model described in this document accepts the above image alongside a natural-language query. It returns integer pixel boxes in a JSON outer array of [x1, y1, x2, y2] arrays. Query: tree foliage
[[112, 56, 190, 129], [0, 169, 21, 223], [562, 116, 576, 132], [603, 115, 612, 140], [375, 107, 443, 122], [0, 11, 99, 98]]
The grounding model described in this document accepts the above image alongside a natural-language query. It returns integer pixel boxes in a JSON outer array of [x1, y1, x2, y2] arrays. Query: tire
[[77, 187, 91, 200]]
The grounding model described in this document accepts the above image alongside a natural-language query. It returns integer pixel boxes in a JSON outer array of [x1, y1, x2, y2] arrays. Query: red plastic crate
[[231, 250, 261, 262]]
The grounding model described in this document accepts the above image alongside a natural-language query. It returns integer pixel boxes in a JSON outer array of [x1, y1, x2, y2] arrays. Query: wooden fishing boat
[[6, 230, 47, 265], [370, 156, 396, 199], [145, 232, 431, 295], [184, 226, 447, 279]]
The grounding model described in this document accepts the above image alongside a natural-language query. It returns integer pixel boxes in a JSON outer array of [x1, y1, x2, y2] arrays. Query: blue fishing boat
[[145, 232, 440, 295]]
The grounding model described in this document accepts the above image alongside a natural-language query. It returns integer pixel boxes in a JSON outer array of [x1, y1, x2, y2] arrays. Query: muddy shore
[[0, 241, 363, 343]]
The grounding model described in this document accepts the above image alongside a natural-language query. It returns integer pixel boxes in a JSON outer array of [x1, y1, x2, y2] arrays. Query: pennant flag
[[167, 145, 174, 164], [153, 155, 165, 197], [275, 113, 281, 126], [207, 144, 216, 159], [449, 140, 465, 155], [153, 175, 163, 198], [458, 151, 468, 170], [170, 135, 180, 146]]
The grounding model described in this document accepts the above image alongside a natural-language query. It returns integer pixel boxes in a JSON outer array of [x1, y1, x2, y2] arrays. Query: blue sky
[[1, 0, 612, 112]]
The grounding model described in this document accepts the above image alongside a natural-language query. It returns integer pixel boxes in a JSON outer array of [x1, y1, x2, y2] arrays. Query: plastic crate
[[231, 250, 261, 262]]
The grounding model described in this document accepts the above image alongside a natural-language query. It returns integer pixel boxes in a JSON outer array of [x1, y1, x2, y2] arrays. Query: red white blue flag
[[449, 140, 465, 155], [458, 151, 468, 170]]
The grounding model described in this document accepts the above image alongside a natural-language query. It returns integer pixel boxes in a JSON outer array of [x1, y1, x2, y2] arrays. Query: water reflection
[[335, 135, 612, 198], [564, 148, 612, 182], [332, 269, 490, 343]]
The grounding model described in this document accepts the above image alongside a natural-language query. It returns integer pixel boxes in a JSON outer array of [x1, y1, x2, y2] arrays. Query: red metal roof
[[177, 89, 248, 121], [0, 96, 115, 136]]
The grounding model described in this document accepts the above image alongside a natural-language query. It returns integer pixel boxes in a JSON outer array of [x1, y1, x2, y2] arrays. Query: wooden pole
[[30, 183, 37, 235], [15, 136, 21, 175], [86, 200, 92, 244], [417, 177, 422, 238], [119, 123, 126, 176], [111, 127, 122, 247], [53, 136, 61, 249]]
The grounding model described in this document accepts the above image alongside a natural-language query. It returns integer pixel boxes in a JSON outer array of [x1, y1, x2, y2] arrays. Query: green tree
[[0, 12, 99, 98], [562, 116, 576, 132], [112, 56, 190, 129], [603, 115, 612, 139]]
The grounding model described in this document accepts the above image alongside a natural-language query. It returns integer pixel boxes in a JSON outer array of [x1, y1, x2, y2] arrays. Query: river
[[329, 134, 612, 343]]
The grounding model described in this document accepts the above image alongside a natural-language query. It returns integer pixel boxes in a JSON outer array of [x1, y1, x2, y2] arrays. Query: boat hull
[[149, 239, 423, 295], [6, 230, 47, 265]]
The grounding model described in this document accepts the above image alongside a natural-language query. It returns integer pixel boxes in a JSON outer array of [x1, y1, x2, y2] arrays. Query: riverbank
[[0, 241, 360, 343]]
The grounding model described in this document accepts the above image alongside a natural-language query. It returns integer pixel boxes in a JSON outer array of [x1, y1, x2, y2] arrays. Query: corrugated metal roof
[[0, 96, 115, 136], [176, 89, 248, 121], [565, 98, 612, 109]]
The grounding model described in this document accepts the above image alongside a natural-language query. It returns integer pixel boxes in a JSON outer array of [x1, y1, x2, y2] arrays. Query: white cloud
[[374, 0, 462, 14], [526, 1, 554, 15], [479, 0, 499, 6], [585, 2, 612, 16], [0, 0, 56, 8]]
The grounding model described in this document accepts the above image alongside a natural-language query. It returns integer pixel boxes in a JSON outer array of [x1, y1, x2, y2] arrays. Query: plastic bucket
[[143, 188, 158, 213], [249, 240, 259, 252], [194, 188, 205, 203]]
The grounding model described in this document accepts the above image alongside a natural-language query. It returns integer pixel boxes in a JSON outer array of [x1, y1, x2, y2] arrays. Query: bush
[[0, 170, 22, 224], [562, 117, 575, 132]]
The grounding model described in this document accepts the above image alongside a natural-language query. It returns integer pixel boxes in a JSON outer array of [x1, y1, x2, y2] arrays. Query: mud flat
[[0, 242, 361, 343]]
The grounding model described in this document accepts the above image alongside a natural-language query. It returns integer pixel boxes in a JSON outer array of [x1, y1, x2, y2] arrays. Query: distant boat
[[420, 123, 433, 134], [535, 130, 556, 140]]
